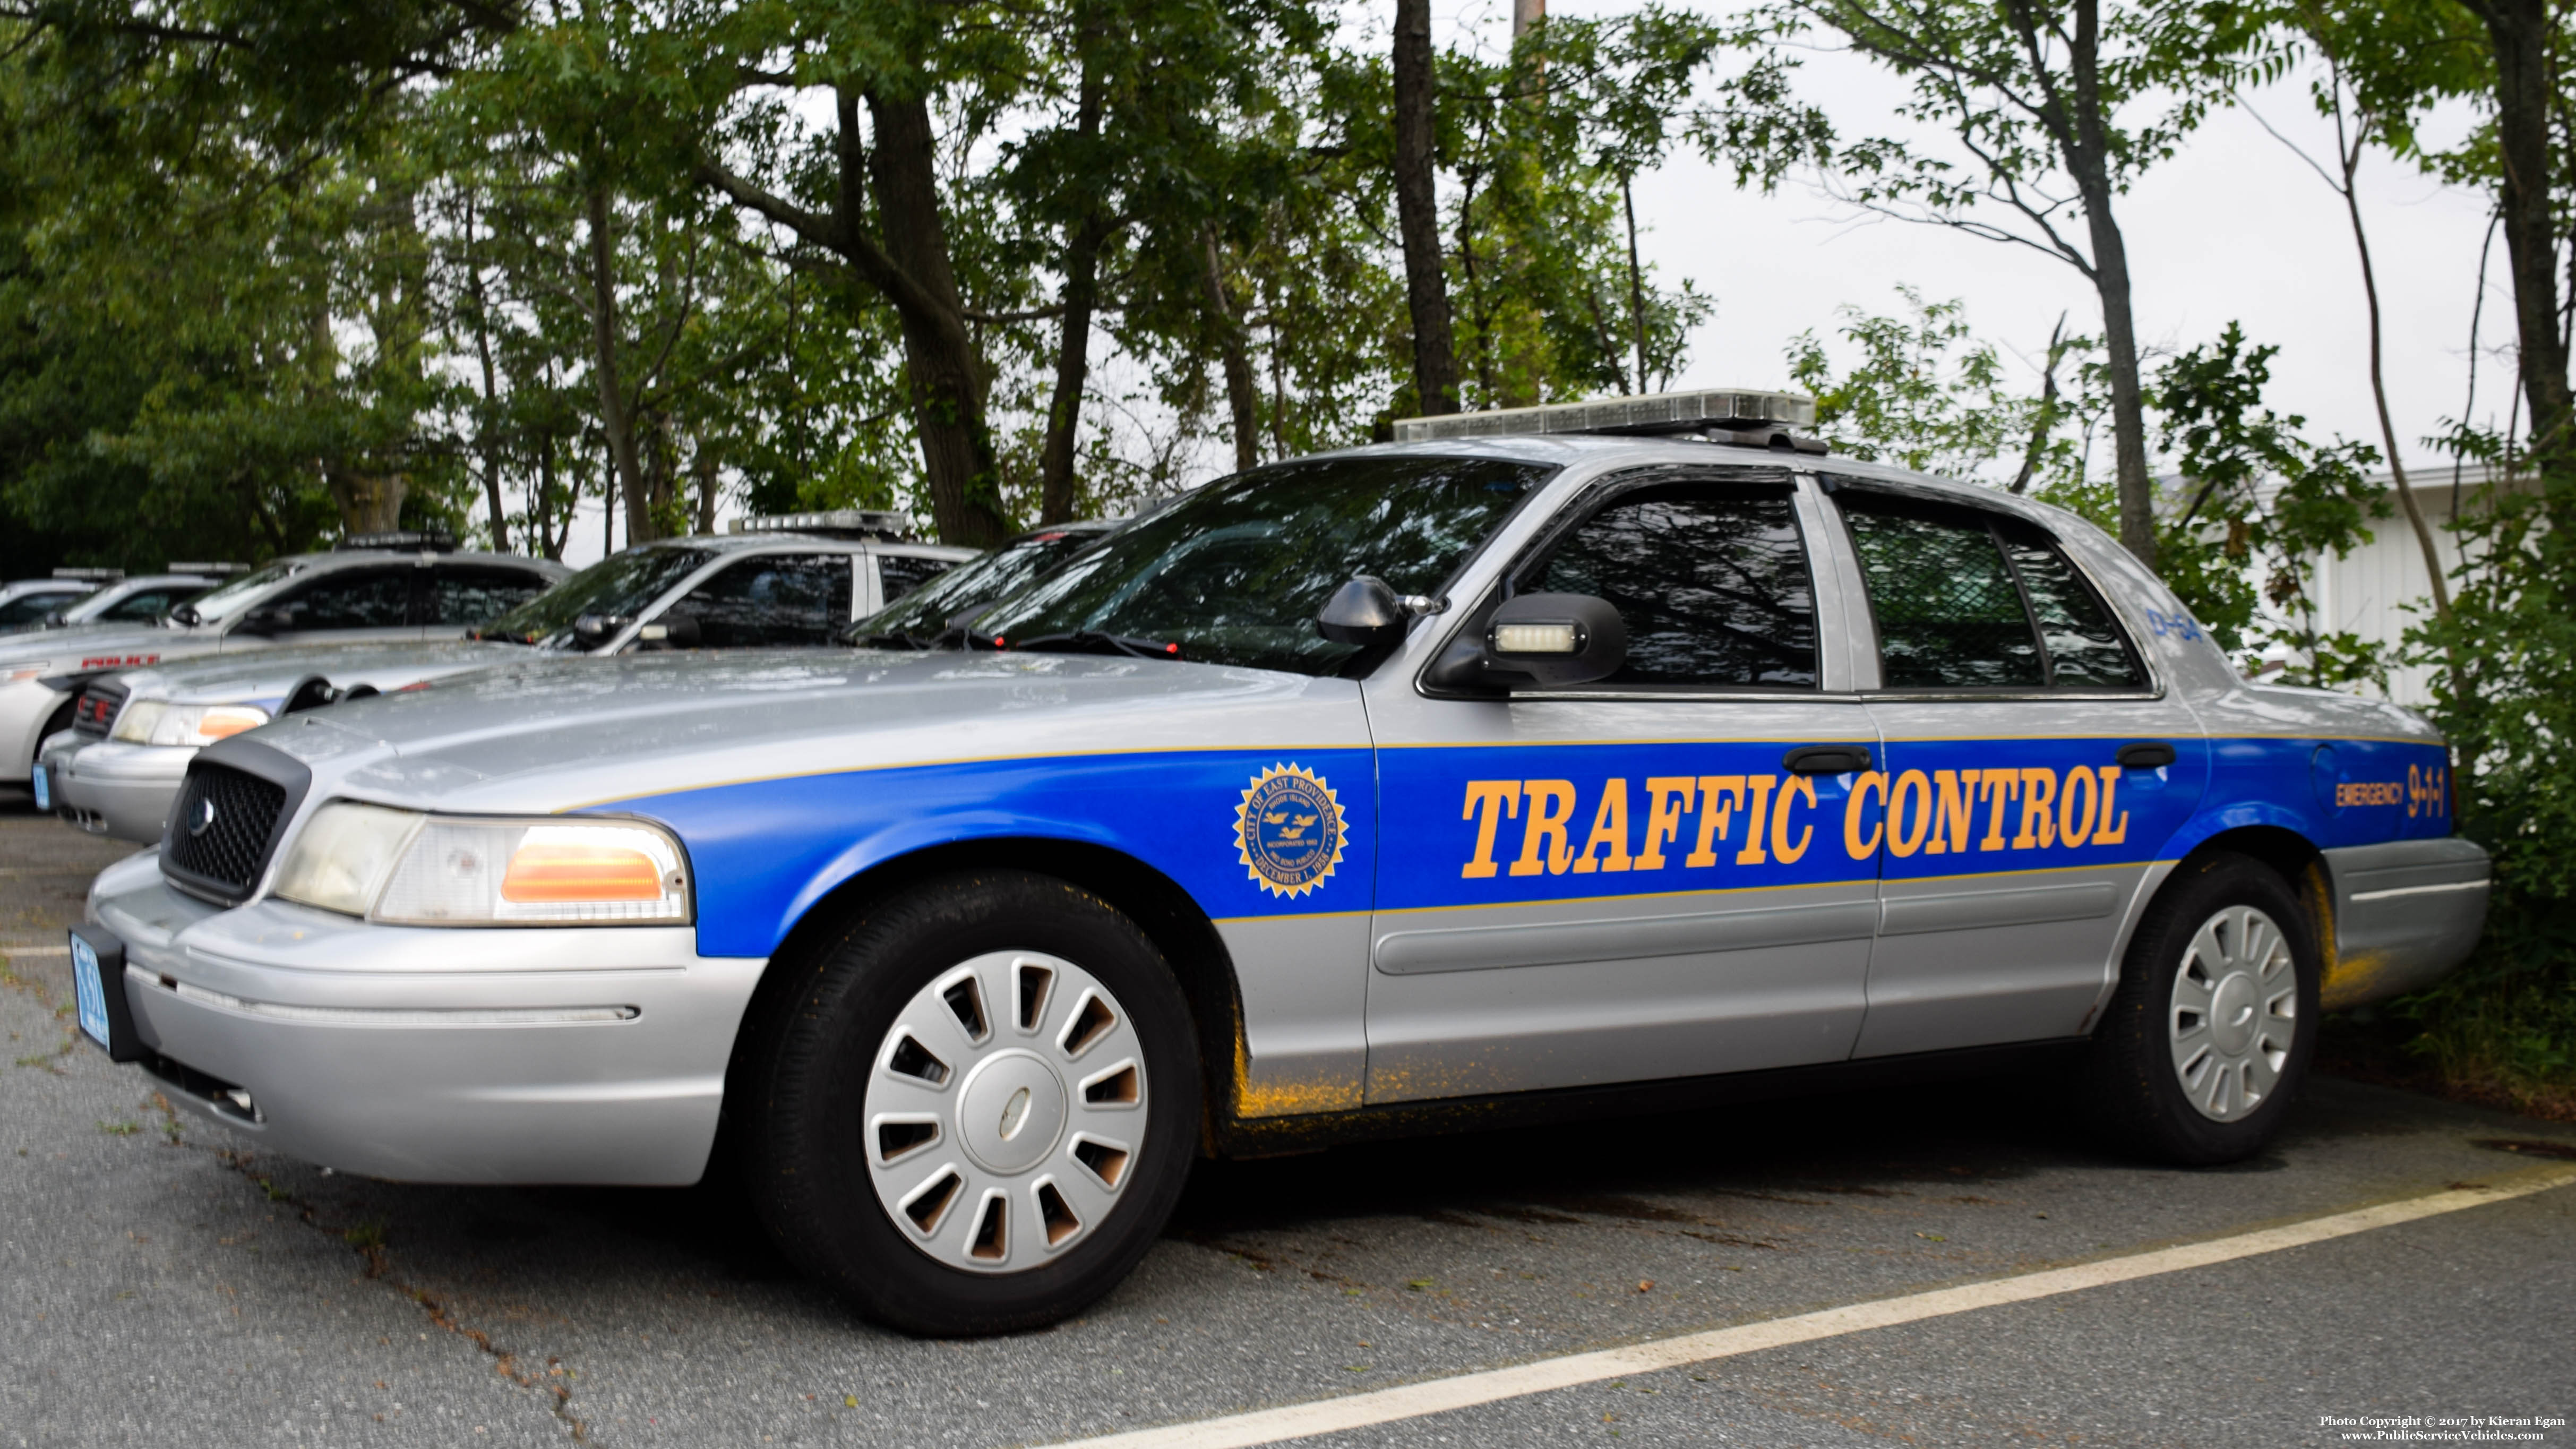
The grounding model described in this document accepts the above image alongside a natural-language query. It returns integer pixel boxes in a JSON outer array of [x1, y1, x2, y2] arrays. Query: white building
[[2295, 461, 2502, 708]]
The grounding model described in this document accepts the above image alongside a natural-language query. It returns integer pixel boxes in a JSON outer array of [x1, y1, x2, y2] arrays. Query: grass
[[2317, 976, 2576, 1124]]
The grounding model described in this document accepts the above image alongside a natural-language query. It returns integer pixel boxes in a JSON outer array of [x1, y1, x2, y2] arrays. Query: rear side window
[[424, 566, 551, 628], [681, 554, 855, 648], [874, 552, 953, 604], [1519, 475, 1817, 688], [1836, 491, 2142, 690]]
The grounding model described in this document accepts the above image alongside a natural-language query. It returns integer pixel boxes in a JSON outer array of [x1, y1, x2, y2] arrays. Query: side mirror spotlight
[[1425, 592, 1627, 692], [636, 611, 702, 650]]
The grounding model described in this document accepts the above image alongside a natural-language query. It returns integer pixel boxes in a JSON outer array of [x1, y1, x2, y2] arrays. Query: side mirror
[[40, 610, 65, 628], [1315, 576, 1409, 646], [571, 613, 631, 650], [235, 605, 295, 636], [636, 611, 702, 650], [1425, 592, 1628, 692]]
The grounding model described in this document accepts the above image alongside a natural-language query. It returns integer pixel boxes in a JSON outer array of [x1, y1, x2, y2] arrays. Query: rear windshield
[[968, 455, 1554, 676]]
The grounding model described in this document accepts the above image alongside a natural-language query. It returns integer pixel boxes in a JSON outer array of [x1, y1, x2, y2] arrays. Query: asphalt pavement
[[3, 792, 2570, 1448]]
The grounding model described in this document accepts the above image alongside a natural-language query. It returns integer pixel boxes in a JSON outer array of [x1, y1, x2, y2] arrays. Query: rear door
[[1361, 467, 1884, 1103], [227, 564, 419, 649], [1829, 484, 2209, 1056]]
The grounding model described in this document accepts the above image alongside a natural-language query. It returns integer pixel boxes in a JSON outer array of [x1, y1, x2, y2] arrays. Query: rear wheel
[[2083, 852, 2319, 1165], [739, 869, 1199, 1335]]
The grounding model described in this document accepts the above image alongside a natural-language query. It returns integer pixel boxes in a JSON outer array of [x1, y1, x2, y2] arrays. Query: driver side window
[[682, 554, 854, 648], [1519, 477, 1819, 688], [264, 568, 414, 633]]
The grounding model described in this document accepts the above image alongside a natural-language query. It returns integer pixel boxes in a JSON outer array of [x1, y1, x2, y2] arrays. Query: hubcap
[[862, 950, 1146, 1273], [2167, 905, 2298, 1122]]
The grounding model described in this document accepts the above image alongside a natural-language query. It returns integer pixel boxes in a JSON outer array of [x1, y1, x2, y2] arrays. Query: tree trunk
[[693, 446, 719, 536], [1621, 172, 1648, 394], [2465, 0, 2575, 484], [865, 91, 1013, 547], [462, 190, 510, 553], [2059, 0, 2156, 569], [1202, 227, 1261, 471], [2334, 122, 2451, 618], [1393, 0, 1459, 415], [1039, 56, 1108, 526], [585, 186, 655, 547], [325, 462, 406, 536]]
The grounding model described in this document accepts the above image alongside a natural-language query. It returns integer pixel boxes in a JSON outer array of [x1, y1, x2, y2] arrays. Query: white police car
[[74, 390, 2488, 1334]]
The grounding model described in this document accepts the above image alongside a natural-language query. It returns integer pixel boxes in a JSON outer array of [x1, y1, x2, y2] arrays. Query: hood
[[116, 640, 520, 707], [248, 648, 1364, 814]]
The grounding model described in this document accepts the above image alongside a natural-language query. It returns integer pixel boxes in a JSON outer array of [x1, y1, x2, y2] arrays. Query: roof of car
[[272, 549, 570, 573], [1316, 434, 2091, 538]]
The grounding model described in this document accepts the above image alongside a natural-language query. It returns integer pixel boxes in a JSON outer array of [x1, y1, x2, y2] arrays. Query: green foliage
[[1789, 286, 2096, 483], [2150, 323, 2388, 685]]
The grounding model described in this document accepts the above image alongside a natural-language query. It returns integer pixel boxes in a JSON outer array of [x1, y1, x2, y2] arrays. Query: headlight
[[272, 802, 692, 925], [110, 701, 269, 746]]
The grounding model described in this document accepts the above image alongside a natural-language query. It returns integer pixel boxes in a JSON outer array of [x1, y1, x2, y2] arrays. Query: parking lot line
[[1042, 1163, 2576, 1449]]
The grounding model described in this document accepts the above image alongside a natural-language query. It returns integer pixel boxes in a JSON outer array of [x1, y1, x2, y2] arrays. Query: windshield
[[971, 455, 1554, 675], [473, 545, 712, 649], [853, 528, 1109, 647], [173, 561, 299, 624]]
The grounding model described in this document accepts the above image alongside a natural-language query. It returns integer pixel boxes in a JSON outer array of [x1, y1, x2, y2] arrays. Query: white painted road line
[[1043, 1163, 2576, 1449]]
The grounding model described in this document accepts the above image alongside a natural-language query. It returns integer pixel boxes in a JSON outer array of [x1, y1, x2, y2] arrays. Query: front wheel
[[739, 870, 1201, 1335], [2082, 852, 2320, 1165]]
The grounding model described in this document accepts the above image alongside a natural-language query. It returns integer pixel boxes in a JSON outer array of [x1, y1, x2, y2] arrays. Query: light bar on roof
[[1392, 388, 1816, 443], [729, 509, 909, 538]]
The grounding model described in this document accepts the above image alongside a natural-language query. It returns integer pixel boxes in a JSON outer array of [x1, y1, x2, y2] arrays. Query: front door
[[1362, 467, 1884, 1103], [225, 565, 421, 650], [1826, 485, 2210, 1057]]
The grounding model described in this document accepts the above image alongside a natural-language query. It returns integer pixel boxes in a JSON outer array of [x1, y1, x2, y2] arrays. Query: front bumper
[[2321, 837, 2494, 1009], [48, 737, 189, 843], [88, 852, 766, 1184]]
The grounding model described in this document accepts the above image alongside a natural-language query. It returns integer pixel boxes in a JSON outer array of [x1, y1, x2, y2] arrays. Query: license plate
[[71, 930, 109, 1049], [30, 763, 48, 812]]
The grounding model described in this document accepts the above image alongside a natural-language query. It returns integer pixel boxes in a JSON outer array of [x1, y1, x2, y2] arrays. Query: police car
[[0, 538, 565, 791], [74, 390, 2489, 1335], [41, 524, 975, 843]]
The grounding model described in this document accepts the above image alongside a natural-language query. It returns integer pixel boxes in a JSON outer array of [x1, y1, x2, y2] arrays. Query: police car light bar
[[1391, 388, 1817, 443], [168, 561, 252, 576], [731, 509, 912, 541], [52, 568, 124, 581], [337, 529, 457, 553]]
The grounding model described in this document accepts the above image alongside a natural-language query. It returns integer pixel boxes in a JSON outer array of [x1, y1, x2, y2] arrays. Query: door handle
[[1783, 744, 1873, 775], [2115, 741, 2177, 770]]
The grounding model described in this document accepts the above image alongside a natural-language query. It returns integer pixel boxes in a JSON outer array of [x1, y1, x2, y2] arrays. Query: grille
[[162, 763, 287, 897], [72, 682, 126, 739]]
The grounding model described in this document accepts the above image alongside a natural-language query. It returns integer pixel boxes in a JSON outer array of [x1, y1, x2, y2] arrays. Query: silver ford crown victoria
[[40, 530, 974, 843], [74, 391, 2490, 1335]]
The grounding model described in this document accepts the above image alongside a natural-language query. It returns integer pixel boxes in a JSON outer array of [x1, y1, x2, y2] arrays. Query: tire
[[2081, 851, 2320, 1165], [737, 869, 1201, 1335]]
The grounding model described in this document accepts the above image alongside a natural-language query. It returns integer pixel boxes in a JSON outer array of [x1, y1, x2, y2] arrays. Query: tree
[[1710, 0, 2277, 570], [1393, 0, 1461, 415], [2151, 323, 2389, 686]]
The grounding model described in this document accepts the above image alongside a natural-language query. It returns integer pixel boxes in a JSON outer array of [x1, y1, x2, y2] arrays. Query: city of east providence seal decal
[[1234, 763, 1346, 898]]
